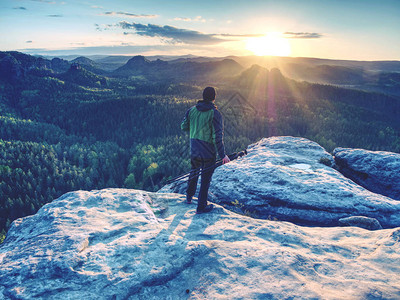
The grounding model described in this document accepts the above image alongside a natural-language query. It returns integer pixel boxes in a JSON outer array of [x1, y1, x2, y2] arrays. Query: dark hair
[[203, 87, 216, 102]]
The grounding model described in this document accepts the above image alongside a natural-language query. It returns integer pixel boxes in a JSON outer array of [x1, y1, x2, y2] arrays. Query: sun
[[246, 33, 291, 56]]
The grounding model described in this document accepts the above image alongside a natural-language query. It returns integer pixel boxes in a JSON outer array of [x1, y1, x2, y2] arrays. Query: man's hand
[[222, 155, 230, 165]]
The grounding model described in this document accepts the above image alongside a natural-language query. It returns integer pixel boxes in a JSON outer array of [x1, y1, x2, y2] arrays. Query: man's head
[[203, 86, 216, 102]]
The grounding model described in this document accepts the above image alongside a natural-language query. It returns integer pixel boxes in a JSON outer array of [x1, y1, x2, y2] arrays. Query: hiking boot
[[186, 195, 192, 204], [196, 204, 213, 214]]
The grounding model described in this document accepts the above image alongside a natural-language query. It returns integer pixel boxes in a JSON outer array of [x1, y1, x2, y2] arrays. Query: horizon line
[[5, 49, 400, 63]]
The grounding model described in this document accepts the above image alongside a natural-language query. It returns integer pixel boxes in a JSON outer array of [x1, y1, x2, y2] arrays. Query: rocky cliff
[[1, 137, 400, 299], [1, 189, 400, 299], [161, 137, 400, 229]]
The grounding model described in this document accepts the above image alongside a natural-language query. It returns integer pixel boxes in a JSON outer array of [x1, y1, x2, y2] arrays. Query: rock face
[[1, 188, 400, 299], [338, 216, 383, 230], [161, 137, 400, 228], [334, 147, 400, 201]]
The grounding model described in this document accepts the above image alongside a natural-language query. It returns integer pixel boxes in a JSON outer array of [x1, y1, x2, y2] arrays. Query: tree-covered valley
[[1, 51, 400, 242]]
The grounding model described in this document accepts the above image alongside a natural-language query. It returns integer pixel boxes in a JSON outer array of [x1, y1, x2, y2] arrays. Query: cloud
[[173, 17, 191, 22], [47, 14, 63, 17], [102, 11, 158, 18], [218, 33, 265, 38], [284, 32, 323, 39], [173, 16, 206, 23], [119, 22, 227, 45], [30, 0, 57, 4], [95, 23, 116, 31], [13, 6, 27, 10]]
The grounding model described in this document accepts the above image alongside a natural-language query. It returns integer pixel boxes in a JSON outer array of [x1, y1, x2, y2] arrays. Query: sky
[[1, 0, 399, 60]]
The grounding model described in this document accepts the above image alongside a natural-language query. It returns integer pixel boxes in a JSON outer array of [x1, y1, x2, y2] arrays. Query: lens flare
[[246, 33, 291, 56]]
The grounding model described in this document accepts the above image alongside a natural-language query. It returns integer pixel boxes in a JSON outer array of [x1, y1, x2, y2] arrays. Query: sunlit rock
[[161, 136, 400, 228], [334, 147, 400, 201], [1, 188, 400, 299]]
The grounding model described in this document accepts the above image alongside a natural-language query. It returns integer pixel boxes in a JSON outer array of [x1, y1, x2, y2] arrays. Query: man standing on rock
[[181, 86, 230, 213]]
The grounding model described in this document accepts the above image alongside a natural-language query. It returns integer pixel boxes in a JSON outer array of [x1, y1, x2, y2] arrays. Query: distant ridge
[[71, 56, 98, 67], [0, 51, 69, 81], [4, 51, 400, 96], [59, 63, 107, 87], [112, 55, 243, 81], [70, 56, 106, 74]]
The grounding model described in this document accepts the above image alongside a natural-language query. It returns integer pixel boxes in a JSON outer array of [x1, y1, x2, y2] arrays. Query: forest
[[1, 51, 400, 243]]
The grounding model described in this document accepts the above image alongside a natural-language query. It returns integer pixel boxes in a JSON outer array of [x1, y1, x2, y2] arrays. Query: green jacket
[[181, 100, 226, 159]]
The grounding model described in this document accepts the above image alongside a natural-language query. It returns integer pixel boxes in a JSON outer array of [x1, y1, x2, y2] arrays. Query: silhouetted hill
[[5, 51, 399, 96], [70, 56, 107, 75], [125, 55, 150, 67], [112, 56, 243, 82], [0, 51, 69, 82], [93, 54, 214, 71], [50, 57, 70, 73], [235, 64, 269, 87], [71, 56, 97, 67], [169, 56, 221, 64], [208, 58, 243, 75], [59, 64, 107, 87], [0, 53, 25, 82], [235, 65, 287, 89], [112, 55, 168, 77], [0, 51, 52, 70]]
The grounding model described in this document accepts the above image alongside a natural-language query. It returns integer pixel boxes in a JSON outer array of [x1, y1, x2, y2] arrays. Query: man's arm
[[212, 109, 227, 160], [181, 108, 190, 131]]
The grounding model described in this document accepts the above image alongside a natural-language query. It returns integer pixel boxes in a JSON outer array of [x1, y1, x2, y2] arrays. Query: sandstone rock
[[334, 147, 400, 201], [338, 216, 383, 230], [1, 188, 400, 299], [160, 137, 400, 228]]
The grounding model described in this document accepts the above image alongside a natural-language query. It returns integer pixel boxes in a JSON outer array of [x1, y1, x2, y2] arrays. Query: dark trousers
[[186, 157, 216, 210]]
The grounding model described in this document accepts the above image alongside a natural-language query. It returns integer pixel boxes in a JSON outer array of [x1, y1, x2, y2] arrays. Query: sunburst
[[246, 33, 291, 56]]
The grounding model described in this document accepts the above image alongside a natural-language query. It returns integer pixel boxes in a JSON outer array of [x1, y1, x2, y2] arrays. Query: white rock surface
[[1, 188, 400, 299], [161, 137, 400, 228], [334, 147, 400, 201]]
